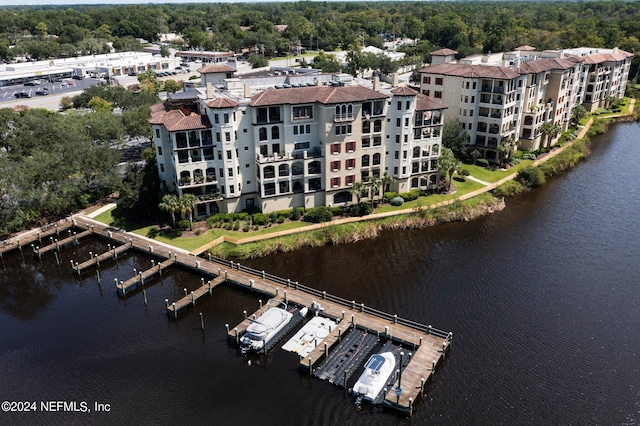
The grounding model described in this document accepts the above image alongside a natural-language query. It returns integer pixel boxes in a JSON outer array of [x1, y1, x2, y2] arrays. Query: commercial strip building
[[0, 52, 183, 87], [419, 46, 632, 158], [149, 67, 446, 217]]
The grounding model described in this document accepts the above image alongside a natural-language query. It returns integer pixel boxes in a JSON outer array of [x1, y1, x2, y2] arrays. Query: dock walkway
[[117, 258, 176, 296], [74, 243, 131, 274], [166, 275, 226, 317]]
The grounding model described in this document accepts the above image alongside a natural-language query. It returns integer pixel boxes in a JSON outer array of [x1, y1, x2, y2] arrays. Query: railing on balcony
[[334, 113, 354, 122]]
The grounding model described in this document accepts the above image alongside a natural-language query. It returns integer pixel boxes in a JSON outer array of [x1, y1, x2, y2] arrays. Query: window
[[331, 160, 341, 172], [346, 175, 355, 185], [294, 142, 310, 150], [346, 141, 355, 152], [155, 129, 160, 138], [373, 153, 381, 165], [216, 132, 221, 142], [292, 105, 313, 120], [405, 117, 409, 126], [397, 101, 402, 110], [271, 126, 280, 139], [219, 168, 224, 177], [157, 146, 162, 156], [159, 163, 164, 172], [373, 120, 382, 132], [230, 185, 235, 194], [226, 150, 232, 160], [406, 101, 410, 109], [228, 168, 233, 177], [332, 177, 341, 188], [224, 113, 229, 124], [259, 127, 267, 141], [331, 143, 341, 154], [362, 154, 370, 167], [403, 150, 407, 159], [435, 77, 443, 85], [346, 158, 355, 169], [394, 151, 399, 160], [434, 91, 442, 99], [423, 90, 430, 97], [396, 118, 401, 127], [362, 121, 371, 133], [214, 113, 219, 124], [217, 150, 222, 160], [423, 76, 431, 84], [395, 135, 400, 144], [335, 124, 352, 135], [225, 132, 231, 142], [362, 137, 371, 148]]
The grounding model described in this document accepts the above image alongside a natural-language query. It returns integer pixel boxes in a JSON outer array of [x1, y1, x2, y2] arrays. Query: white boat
[[351, 352, 396, 405], [282, 316, 337, 357], [240, 303, 293, 354]]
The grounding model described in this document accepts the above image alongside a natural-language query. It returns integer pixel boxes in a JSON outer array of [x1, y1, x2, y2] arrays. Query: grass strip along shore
[[91, 100, 636, 260]]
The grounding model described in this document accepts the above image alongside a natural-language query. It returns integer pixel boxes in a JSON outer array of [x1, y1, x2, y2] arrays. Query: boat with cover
[[351, 351, 396, 405], [282, 316, 337, 357], [240, 302, 293, 354]]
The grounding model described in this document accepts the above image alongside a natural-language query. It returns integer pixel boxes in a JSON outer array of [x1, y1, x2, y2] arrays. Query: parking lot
[[0, 77, 101, 104]]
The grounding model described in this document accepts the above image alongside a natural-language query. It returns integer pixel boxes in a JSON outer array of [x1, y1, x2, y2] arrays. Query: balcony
[[256, 152, 293, 164], [334, 113, 354, 122]]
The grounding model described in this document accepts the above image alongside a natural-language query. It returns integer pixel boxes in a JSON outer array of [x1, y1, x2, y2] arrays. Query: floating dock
[[282, 316, 338, 358], [31, 216, 453, 416]]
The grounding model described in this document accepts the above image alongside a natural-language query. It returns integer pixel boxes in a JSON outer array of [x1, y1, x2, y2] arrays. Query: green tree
[[382, 172, 396, 193], [179, 193, 199, 230], [163, 79, 182, 94], [159, 194, 180, 228], [247, 52, 268, 68], [470, 149, 481, 165], [438, 147, 462, 192], [368, 175, 383, 206], [349, 181, 366, 204], [539, 122, 561, 148], [571, 104, 588, 125], [311, 51, 341, 73], [498, 137, 517, 166], [442, 119, 470, 158], [159, 45, 170, 58], [87, 96, 113, 112]]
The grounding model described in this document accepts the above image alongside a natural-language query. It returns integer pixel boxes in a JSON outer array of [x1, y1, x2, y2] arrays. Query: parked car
[[60, 81, 68, 87], [35, 90, 48, 96], [15, 92, 31, 98], [67, 80, 75, 86], [24, 80, 40, 86], [71, 75, 83, 80]]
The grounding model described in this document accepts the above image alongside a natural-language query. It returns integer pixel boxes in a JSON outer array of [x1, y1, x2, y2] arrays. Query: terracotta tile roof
[[431, 48, 458, 56], [249, 85, 388, 107], [415, 94, 448, 111], [391, 86, 418, 96], [207, 98, 239, 109], [518, 57, 577, 74], [197, 64, 237, 74], [148, 103, 211, 131], [582, 50, 633, 64], [420, 62, 520, 80]]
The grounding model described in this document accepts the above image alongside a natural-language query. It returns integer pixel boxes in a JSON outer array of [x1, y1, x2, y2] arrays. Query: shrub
[[391, 196, 404, 206], [384, 191, 398, 202], [194, 228, 202, 235], [243, 206, 261, 215], [476, 158, 489, 167], [400, 189, 421, 202], [493, 180, 525, 197], [277, 216, 285, 224], [348, 202, 372, 217], [243, 225, 250, 232], [177, 219, 190, 230], [521, 152, 537, 160], [252, 213, 269, 226], [516, 166, 545, 188], [290, 207, 302, 221], [270, 211, 278, 223], [329, 206, 344, 216], [233, 220, 240, 231], [459, 168, 470, 177], [303, 206, 333, 223]]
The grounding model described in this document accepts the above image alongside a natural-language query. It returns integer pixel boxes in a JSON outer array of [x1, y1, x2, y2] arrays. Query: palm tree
[[539, 122, 561, 149], [381, 172, 396, 195], [498, 137, 517, 166], [179, 193, 199, 230], [437, 147, 462, 192], [349, 181, 366, 204], [368, 175, 383, 206], [158, 194, 180, 228]]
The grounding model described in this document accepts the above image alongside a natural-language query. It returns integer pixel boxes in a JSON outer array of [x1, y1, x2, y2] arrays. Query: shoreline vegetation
[[85, 101, 635, 260], [4, 103, 635, 259]]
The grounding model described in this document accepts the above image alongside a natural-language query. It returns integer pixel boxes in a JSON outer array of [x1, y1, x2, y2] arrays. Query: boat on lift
[[240, 302, 293, 354], [351, 351, 396, 405]]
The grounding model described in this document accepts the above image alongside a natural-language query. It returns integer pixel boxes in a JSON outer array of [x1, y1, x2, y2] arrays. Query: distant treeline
[[0, 2, 638, 71]]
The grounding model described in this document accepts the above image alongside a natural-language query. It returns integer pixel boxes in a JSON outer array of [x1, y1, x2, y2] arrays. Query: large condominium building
[[149, 70, 447, 217], [419, 46, 632, 157]]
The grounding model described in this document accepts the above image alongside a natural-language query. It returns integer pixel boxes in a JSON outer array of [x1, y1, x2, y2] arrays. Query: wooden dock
[[0, 220, 74, 256], [116, 258, 176, 296], [60, 217, 453, 416], [74, 243, 131, 274], [33, 229, 92, 257], [225, 298, 285, 342], [166, 275, 226, 318]]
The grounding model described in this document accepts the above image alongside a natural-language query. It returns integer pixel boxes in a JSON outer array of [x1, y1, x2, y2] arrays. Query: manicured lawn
[[463, 159, 532, 183]]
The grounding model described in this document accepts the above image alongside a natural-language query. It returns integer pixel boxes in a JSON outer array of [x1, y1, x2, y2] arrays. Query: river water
[[1, 123, 639, 425]]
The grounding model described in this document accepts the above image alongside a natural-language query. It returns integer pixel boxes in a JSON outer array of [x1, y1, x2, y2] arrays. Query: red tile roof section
[[148, 103, 211, 131], [207, 98, 239, 108], [420, 62, 521, 80], [415, 94, 448, 111], [249, 85, 388, 107], [518, 57, 578, 74], [391, 86, 418, 96], [431, 48, 458, 56]]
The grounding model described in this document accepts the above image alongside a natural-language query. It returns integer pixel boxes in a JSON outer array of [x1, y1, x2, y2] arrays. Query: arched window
[[264, 165, 275, 179], [413, 147, 421, 158], [278, 164, 289, 177], [259, 127, 267, 141], [361, 154, 370, 167], [372, 153, 381, 165], [373, 120, 382, 132], [363, 121, 371, 134], [271, 126, 280, 139]]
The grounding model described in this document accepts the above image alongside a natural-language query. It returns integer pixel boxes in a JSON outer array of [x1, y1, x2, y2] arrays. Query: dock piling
[[143, 287, 147, 306], [243, 310, 247, 319], [172, 303, 177, 319], [54, 251, 60, 266], [191, 291, 195, 306], [199, 313, 204, 330], [96, 269, 101, 283]]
